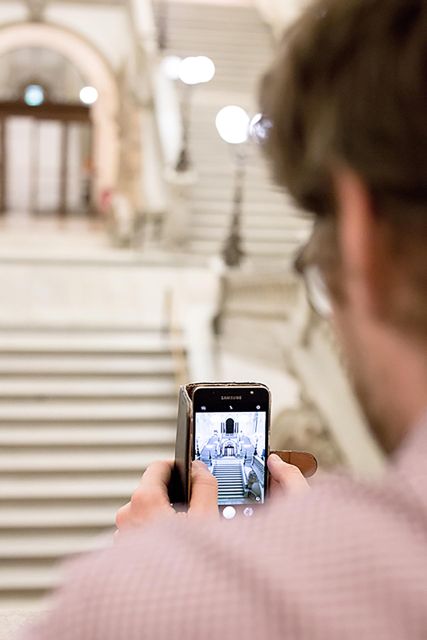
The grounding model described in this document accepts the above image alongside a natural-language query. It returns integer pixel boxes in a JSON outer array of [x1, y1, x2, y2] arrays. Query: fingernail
[[268, 454, 282, 465]]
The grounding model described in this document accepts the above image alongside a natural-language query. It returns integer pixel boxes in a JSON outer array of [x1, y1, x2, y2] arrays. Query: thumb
[[188, 461, 218, 519], [268, 454, 310, 497]]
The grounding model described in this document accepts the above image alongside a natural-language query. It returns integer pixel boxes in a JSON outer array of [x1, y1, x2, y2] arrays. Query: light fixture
[[215, 105, 250, 145], [174, 56, 215, 172], [161, 55, 182, 80], [215, 105, 251, 268], [24, 84, 44, 107], [79, 86, 98, 105], [178, 56, 215, 86]]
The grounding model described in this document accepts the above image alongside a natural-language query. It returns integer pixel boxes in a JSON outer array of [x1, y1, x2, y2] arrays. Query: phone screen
[[193, 386, 270, 512]]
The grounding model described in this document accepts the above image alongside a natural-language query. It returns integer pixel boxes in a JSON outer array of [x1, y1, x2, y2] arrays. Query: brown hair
[[261, 0, 427, 332]]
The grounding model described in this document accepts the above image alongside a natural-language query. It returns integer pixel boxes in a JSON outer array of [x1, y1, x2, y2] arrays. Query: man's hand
[[115, 454, 309, 535], [115, 460, 218, 534], [267, 453, 310, 498]]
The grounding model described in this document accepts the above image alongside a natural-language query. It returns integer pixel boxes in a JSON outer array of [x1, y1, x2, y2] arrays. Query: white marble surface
[[0, 218, 219, 332]]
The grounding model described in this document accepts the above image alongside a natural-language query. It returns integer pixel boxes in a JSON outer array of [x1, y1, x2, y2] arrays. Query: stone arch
[[0, 21, 120, 206]]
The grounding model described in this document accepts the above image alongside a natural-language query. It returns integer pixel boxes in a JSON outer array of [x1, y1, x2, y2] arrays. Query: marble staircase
[[213, 458, 245, 504], [161, 1, 311, 266], [0, 326, 178, 610]]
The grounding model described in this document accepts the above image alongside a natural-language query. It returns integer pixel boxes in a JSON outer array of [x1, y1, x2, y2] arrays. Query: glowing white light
[[162, 55, 182, 80], [195, 56, 215, 83], [178, 56, 215, 85], [222, 506, 237, 520], [215, 105, 250, 144], [24, 84, 44, 107], [80, 86, 98, 105]]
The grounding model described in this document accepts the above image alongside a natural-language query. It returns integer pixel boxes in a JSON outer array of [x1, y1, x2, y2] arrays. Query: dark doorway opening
[[226, 418, 235, 435], [0, 100, 92, 217]]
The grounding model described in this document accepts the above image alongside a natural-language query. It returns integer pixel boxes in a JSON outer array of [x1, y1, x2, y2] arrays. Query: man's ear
[[332, 168, 387, 317]]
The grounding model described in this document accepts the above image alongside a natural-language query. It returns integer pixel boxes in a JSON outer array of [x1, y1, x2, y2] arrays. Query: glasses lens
[[305, 265, 333, 318]]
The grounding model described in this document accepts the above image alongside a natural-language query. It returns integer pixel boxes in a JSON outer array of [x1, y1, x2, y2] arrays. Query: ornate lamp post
[[215, 105, 250, 268], [161, 55, 215, 246], [163, 55, 215, 172]]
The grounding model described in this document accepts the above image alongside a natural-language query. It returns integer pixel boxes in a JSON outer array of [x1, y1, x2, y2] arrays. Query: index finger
[[129, 460, 175, 521]]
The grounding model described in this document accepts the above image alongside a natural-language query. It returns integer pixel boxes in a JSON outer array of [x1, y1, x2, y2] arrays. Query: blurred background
[[0, 0, 385, 627]]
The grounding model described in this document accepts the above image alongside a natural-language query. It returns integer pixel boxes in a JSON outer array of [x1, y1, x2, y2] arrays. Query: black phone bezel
[[192, 384, 271, 507]]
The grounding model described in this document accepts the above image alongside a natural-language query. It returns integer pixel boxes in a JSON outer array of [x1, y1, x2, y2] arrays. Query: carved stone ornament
[[272, 404, 345, 471], [25, 0, 48, 22]]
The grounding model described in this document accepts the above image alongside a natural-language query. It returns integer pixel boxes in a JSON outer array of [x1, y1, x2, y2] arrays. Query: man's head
[[261, 0, 427, 453]]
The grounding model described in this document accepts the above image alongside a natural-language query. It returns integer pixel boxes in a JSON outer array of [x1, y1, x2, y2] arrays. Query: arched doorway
[[0, 22, 119, 211], [0, 53, 94, 215], [225, 418, 235, 435]]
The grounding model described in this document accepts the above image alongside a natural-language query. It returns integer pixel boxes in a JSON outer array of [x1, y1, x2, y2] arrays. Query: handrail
[[164, 288, 189, 389]]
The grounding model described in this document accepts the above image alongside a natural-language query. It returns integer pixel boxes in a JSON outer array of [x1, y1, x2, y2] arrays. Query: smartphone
[[192, 383, 271, 516]]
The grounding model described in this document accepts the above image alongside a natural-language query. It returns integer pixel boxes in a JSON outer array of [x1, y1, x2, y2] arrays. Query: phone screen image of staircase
[[195, 411, 266, 505]]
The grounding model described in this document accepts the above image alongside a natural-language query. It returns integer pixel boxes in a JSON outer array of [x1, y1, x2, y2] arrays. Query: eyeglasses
[[294, 246, 333, 319]]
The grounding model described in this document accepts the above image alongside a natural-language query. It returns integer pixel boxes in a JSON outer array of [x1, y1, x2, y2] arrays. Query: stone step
[[0, 475, 141, 501], [168, 8, 265, 26], [0, 324, 165, 334], [191, 215, 308, 230], [0, 447, 174, 473], [164, 10, 268, 25], [224, 301, 290, 319], [167, 41, 270, 56], [193, 174, 281, 189], [0, 533, 108, 561], [0, 334, 173, 355], [215, 471, 243, 475], [0, 400, 176, 422], [191, 190, 288, 205], [164, 8, 264, 24], [194, 169, 275, 182], [165, 15, 264, 29], [190, 226, 308, 243], [191, 161, 274, 176], [191, 193, 288, 207], [168, 31, 266, 43], [0, 503, 118, 530], [191, 201, 295, 215], [0, 378, 176, 400], [189, 239, 299, 257], [191, 180, 285, 194], [0, 355, 175, 377], [0, 567, 61, 593], [0, 423, 175, 447]]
